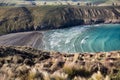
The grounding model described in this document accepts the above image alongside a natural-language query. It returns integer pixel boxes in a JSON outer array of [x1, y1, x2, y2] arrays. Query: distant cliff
[[0, 6, 120, 35]]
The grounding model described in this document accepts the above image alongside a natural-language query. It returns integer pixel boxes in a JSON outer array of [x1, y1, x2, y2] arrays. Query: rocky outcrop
[[0, 6, 120, 35], [0, 46, 120, 80]]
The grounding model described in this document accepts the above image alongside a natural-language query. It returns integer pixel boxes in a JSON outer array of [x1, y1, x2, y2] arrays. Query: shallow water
[[43, 24, 120, 53], [0, 24, 119, 53]]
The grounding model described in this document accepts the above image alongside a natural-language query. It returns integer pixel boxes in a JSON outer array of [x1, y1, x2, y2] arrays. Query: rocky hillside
[[0, 46, 120, 80], [0, 6, 120, 35]]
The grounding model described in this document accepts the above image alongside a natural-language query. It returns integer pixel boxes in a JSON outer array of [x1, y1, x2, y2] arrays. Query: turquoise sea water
[[43, 24, 120, 53]]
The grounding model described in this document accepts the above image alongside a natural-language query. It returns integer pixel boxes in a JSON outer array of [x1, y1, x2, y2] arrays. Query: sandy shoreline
[[0, 31, 44, 49]]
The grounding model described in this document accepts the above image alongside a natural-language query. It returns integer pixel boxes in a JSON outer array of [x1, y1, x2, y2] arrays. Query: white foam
[[81, 36, 89, 44], [43, 25, 89, 52]]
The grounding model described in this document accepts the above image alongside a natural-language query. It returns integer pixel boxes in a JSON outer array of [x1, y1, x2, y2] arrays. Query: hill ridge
[[0, 6, 120, 35]]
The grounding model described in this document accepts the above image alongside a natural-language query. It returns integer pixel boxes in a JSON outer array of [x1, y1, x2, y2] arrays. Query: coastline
[[0, 5, 120, 80], [0, 23, 120, 53]]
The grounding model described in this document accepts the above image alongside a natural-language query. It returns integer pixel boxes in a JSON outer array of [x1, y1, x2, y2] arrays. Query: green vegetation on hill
[[0, 5, 120, 35]]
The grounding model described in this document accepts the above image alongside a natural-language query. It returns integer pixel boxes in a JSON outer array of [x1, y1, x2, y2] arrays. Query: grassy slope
[[0, 5, 120, 35], [0, 46, 120, 79], [0, 6, 33, 35], [0, 6, 62, 35]]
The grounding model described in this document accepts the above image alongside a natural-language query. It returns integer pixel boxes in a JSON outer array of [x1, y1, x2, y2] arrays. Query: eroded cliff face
[[41, 6, 120, 28], [0, 6, 120, 35]]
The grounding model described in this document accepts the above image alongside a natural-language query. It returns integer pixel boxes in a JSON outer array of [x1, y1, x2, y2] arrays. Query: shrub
[[63, 62, 91, 79], [110, 70, 120, 80]]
